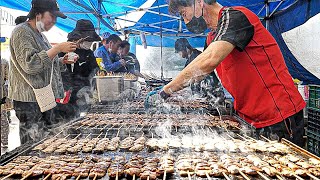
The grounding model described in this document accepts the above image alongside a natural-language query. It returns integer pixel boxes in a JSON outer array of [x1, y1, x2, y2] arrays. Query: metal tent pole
[[0, 7, 2, 155], [97, 0, 102, 34], [265, 0, 270, 30], [156, 0, 164, 79]]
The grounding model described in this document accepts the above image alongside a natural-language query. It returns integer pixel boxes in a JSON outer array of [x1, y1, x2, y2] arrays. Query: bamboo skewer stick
[[187, 171, 192, 180], [239, 171, 250, 180], [307, 173, 320, 180], [1, 172, 14, 180], [222, 172, 231, 180], [260, 135, 272, 142], [205, 172, 211, 180], [163, 170, 166, 180], [93, 173, 98, 180], [43, 173, 51, 180], [21, 172, 32, 180], [257, 171, 271, 180], [76, 174, 81, 180], [276, 174, 284, 180], [293, 174, 304, 180], [132, 174, 136, 180], [97, 132, 103, 138], [85, 133, 92, 139], [281, 138, 320, 161], [116, 171, 119, 180], [76, 124, 85, 130], [74, 133, 82, 140]]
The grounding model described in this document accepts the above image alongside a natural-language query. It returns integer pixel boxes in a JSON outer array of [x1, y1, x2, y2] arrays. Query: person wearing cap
[[145, 0, 306, 147], [9, 0, 78, 144], [58, 19, 101, 119], [94, 34, 127, 73]]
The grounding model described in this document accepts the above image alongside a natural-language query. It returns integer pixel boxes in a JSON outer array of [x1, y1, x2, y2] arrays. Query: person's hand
[[144, 86, 170, 109], [57, 42, 77, 53], [61, 53, 79, 64], [119, 59, 127, 67]]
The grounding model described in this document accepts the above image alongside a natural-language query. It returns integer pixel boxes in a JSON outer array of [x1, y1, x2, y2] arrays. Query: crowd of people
[[6, 0, 142, 145]]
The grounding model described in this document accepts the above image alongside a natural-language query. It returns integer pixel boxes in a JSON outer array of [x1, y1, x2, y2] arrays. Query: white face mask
[[36, 16, 46, 32], [79, 41, 93, 50]]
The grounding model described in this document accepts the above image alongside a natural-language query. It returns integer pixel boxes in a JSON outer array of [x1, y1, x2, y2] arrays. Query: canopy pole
[[97, 0, 102, 34], [156, 0, 164, 79], [265, 0, 270, 30], [0, 7, 2, 156]]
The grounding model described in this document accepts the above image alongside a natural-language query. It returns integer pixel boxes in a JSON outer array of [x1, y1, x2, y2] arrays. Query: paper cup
[[67, 52, 77, 62], [96, 58, 104, 70]]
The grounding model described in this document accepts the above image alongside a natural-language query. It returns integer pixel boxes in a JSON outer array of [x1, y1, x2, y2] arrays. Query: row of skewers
[[76, 113, 240, 129], [175, 152, 320, 180], [0, 155, 110, 180], [32, 131, 307, 155], [1, 151, 320, 180]]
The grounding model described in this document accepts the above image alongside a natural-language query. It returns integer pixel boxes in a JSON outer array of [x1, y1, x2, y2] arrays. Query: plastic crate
[[308, 85, 320, 110], [307, 108, 320, 134], [306, 130, 320, 156]]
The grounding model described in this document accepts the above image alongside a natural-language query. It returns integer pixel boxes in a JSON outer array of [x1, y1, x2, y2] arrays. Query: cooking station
[[0, 88, 319, 180]]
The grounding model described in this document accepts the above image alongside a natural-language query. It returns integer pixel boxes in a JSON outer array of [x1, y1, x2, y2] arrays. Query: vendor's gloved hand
[[144, 86, 170, 109]]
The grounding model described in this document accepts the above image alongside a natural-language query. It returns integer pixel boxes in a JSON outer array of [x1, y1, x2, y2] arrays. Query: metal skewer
[[21, 172, 32, 180], [1, 172, 14, 180]]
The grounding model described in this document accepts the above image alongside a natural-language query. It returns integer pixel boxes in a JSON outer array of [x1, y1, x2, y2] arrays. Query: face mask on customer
[[36, 15, 46, 32], [186, 1, 207, 34], [79, 41, 93, 50]]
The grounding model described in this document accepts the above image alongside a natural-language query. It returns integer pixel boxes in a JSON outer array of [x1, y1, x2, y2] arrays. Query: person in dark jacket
[[175, 38, 201, 67], [59, 19, 101, 119], [174, 38, 223, 101], [94, 34, 127, 73]]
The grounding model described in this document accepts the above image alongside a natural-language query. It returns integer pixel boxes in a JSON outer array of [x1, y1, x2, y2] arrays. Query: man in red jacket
[[146, 0, 306, 147]]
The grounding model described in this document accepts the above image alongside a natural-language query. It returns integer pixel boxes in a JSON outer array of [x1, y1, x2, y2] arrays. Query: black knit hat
[[67, 19, 101, 42], [175, 38, 192, 53], [30, 0, 67, 19]]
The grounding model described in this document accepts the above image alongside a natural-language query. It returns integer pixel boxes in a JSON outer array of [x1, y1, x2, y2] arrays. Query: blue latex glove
[[144, 86, 166, 109]]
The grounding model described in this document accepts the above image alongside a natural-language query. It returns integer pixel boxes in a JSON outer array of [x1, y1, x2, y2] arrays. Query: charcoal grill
[[1, 124, 320, 180]]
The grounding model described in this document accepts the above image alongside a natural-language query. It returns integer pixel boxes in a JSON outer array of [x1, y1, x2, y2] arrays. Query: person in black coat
[[58, 19, 101, 119]]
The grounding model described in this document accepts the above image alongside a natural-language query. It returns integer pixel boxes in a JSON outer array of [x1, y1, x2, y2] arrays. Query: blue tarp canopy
[[1, 0, 320, 83]]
